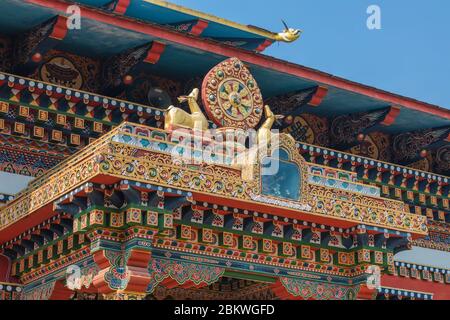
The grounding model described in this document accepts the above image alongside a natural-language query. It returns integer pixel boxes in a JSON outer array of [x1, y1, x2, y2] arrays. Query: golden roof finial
[[275, 20, 302, 43]]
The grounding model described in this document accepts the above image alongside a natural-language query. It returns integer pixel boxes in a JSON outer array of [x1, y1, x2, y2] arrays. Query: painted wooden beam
[[26, 0, 450, 120], [190, 19, 209, 36], [113, 0, 131, 15], [12, 15, 68, 76], [380, 105, 401, 126], [49, 15, 68, 40], [255, 39, 274, 53], [144, 41, 166, 64], [308, 86, 328, 107]]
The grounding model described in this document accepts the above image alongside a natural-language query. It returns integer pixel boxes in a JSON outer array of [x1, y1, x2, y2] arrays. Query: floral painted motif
[[147, 259, 225, 293], [21, 282, 55, 300], [279, 277, 359, 300], [104, 251, 131, 291]]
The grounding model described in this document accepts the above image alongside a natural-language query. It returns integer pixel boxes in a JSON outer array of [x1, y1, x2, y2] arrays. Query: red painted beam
[[271, 280, 296, 300], [113, 0, 131, 15], [309, 86, 328, 107], [49, 15, 68, 40], [0, 175, 121, 244], [255, 39, 274, 53], [49, 280, 74, 300], [381, 105, 401, 126], [357, 284, 378, 300], [190, 19, 209, 36], [0, 255, 11, 282], [0, 204, 54, 243], [25, 0, 450, 120]]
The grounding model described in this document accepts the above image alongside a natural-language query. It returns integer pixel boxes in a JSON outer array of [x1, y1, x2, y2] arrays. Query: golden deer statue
[[164, 88, 209, 131], [257, 105, 285, 147], [274, 20, 301, 43]]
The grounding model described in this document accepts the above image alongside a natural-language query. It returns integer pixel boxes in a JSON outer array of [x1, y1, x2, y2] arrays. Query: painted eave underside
[[0, 0, 448, 136]]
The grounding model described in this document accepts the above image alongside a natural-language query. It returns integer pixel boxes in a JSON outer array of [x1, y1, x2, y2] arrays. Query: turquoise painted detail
[[261, 149, 301, 201]]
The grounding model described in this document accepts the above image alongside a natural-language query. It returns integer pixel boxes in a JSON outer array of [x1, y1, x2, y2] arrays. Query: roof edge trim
[[26, 0, 450, 120]]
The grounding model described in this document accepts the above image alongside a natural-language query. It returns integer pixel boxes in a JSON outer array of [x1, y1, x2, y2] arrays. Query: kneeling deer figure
[[257, 105, 285, 147], [164, 88, 209, 131]]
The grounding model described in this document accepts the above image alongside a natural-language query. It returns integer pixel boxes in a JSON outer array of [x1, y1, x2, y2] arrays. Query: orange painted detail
[[92, 250, 110, 270], [126, 265, 153, 293], [357, 284, 378, 300], [180, 281, 209, 289], [309, 86, 328, 107], [144, 41, 166, 64], [91, 250, 117, 294], [0, 203, 54, 243], [161, 277, 179, 289], [128, 249, 152, 269], [92, 249, 153, 294], [49, 15, 68, 40], [381, 106, 401, 126], [190, 19, 209, 36], [126, 249, 153, 293], [114, 0, 131, 15], [93, 269, 112, 294], [255, 39, 274, 53], [49, 280, 74, 300]]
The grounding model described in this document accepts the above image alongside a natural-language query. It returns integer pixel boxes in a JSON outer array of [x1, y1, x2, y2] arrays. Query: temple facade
[[0, 0, 448, 300]]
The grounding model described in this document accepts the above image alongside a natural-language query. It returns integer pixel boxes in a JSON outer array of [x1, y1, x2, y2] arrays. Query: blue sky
[[173, 0, 450, 109]]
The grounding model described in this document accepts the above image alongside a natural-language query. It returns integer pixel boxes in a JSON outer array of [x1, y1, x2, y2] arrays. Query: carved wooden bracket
[[92, 248, 153, 295], [113, 0, 131, 14], [255, 39, 274, 52], [144, 41, 166, 64], [309, 86, 328, 107], [329, 108, 391, 150], [12, 15, 68, 76], [380, 106, 401, 126], [190, 20, 209, 36], [392, 126, 450, 165]]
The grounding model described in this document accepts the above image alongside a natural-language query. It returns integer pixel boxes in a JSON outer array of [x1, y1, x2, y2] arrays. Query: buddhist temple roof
[[0, 1, 448, 302], [1, 0, 447, 138], [1, 0, 286, 51]]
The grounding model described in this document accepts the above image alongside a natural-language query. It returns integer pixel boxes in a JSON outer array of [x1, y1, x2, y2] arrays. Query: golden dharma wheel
[[202, 57, 264, 130]]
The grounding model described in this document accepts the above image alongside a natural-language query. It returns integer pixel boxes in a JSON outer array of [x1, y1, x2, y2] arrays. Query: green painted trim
[[223, 270, 277, 284]]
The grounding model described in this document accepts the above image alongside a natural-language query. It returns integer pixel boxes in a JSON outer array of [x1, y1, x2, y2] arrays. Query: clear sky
[[172, 0, 450, 109]]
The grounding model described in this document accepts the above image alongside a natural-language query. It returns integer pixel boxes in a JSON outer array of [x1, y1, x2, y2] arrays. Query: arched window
[[261, 148, 301, 201]]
